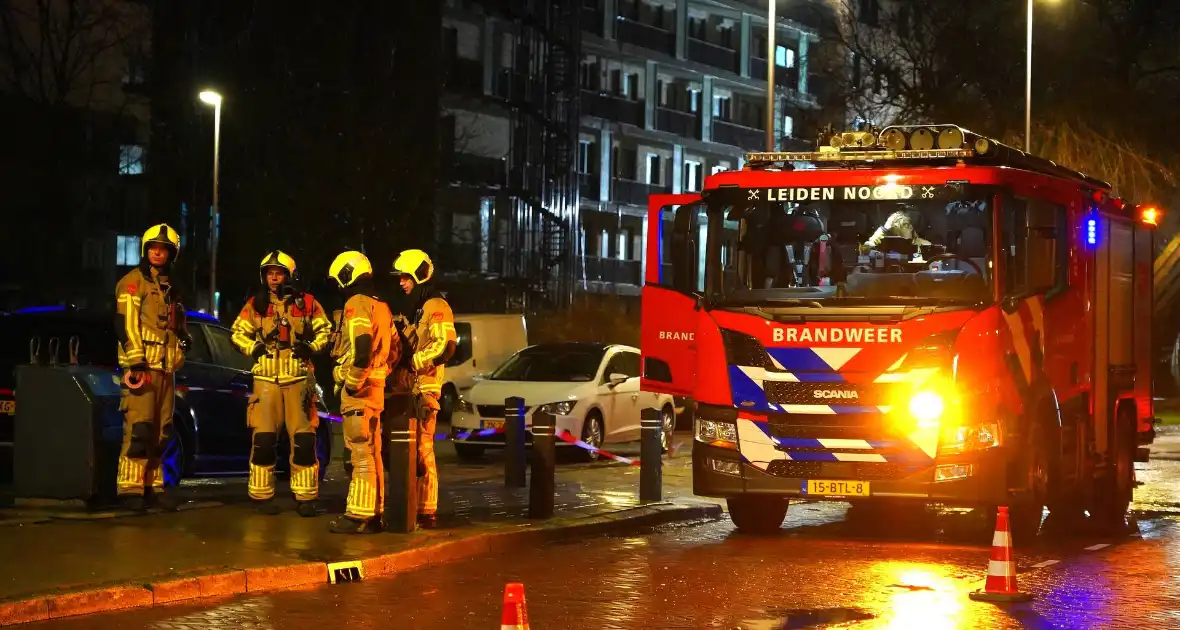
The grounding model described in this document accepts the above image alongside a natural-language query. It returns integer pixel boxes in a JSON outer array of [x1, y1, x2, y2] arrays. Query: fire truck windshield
[[705, 186, 996, 307]]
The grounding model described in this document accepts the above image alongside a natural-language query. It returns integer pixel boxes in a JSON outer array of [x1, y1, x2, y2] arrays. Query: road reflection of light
[[599, 536, 650, 625], [864, 562, 965, 629]]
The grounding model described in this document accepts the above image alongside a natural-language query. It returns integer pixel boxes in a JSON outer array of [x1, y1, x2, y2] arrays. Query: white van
[[440, 313, 529, 423]]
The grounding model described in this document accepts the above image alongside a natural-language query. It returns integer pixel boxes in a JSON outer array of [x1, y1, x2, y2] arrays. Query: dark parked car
[[0, 306, 332, 486]]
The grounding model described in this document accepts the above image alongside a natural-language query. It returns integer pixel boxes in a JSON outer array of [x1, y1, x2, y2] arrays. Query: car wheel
[[454, 443, 486, 461], [660, 405, 675, 454], [580, 412, 604, 462], [161, 430, 185, 488], [727, 496, 789, 534]]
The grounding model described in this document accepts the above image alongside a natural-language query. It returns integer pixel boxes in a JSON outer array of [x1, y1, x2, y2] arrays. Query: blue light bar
[[1086, 218, 1098, 246], [13, 304, 219, 324]]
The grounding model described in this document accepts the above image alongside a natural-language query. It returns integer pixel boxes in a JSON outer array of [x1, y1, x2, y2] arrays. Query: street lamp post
[[765, 0, 776, 151], [198, 90, 222, 316], [1025, 0, 1033, 152]]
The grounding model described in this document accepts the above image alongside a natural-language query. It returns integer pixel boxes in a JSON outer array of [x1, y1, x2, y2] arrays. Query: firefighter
[[115, 223, 190, 511], [327, 250, 397, 534], [230, 251, 332, 516], [393, 249, 457, 529], [864, 208, 932, 249]]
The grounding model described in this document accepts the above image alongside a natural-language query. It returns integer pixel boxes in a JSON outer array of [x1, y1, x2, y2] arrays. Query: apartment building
[[439, 0, 824, 299]]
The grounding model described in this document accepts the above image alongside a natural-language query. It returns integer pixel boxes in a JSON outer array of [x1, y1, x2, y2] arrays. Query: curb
[[0, 501, 721, 626]]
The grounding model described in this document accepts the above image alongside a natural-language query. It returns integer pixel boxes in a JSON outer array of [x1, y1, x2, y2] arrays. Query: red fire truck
[[640, 124, 1158, 541]]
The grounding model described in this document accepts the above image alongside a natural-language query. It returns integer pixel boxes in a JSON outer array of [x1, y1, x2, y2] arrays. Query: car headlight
[[938, 423, 1001, 454], [539, 400, 576, 416], [695, 418, 738, 449], [908, 390, 945, 427], [458, 399, 474, 414]]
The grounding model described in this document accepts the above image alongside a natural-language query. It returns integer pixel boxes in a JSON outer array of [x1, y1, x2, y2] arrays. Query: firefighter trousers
[[117, 370, 175, 497], [341, 380, 385, 521], [246, 379, 319, 502], [415, 394, 440, 515]]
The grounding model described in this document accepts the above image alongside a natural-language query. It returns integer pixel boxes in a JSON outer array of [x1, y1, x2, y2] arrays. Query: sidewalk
[[0, 452, 718, 626]]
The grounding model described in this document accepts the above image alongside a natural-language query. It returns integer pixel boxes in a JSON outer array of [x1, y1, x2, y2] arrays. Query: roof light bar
[[745, 148, 974, 164]]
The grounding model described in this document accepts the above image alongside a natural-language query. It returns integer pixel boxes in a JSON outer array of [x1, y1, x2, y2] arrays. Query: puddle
[[733, 607, 875, 629]]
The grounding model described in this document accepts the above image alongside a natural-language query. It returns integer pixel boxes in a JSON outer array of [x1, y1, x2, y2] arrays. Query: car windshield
[[489, 346, 604, 382], [709, 183, 996, 306]]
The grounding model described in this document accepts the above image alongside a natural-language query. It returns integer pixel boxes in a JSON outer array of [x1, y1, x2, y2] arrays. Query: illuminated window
[[775, 45, 795, 68], [115, 234, 139, 266], [783, 115, 794, 138], [119, 145, 144, 175]]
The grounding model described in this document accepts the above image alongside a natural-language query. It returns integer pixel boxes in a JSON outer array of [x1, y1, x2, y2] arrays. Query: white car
[[450, 342, 676, 461]]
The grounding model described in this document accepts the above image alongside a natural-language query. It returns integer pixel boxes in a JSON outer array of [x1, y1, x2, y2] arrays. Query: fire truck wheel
[[1009, 421, 1055, 545], [727, 496, 789, 534], [1091, 405, 1137, 530]]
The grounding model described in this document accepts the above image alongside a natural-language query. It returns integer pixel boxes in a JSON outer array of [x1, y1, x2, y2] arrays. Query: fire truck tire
[[1091, 405, 1137, 529], [727, 497, 789, 534], [1009, 420, 1055, 545]]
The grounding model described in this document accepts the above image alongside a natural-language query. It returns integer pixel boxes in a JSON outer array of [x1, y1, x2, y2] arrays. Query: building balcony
[[655, 107, 700, 139], [584, 256, 642, 286], [749, 58, 799, 90], [711, 119, 765, 151], [444, 57, 484, 96], [445, 153, 506, 187], [581, 90, 645, 127], [611, 178, 671, 206], [616, 18, 675, 56], [579, 172, 601, 201], [687, 37, 737, 74]]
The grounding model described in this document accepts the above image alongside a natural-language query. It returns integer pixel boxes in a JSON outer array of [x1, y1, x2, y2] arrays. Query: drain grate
[[327, 560, 364, 584]]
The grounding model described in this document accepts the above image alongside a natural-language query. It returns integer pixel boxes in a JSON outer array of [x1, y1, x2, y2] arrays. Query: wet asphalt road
[[21, 433, 1180, 629]]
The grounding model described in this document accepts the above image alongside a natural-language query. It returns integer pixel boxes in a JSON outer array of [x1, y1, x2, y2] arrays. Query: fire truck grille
[[766, 414, 890, 441], [763, 381, 893, 406], [766, 460, 917, 481]]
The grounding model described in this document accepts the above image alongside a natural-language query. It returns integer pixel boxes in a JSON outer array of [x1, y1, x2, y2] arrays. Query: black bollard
[[528, 410, 556, 519], [504, 396, 527, 488], [640, 407, 663, 502], [384, 394, 418, 533]]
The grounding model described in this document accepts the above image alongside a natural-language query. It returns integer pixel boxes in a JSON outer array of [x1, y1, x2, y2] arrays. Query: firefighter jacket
[[330, 294, 397, 394], [405, 294, 457, 397], [115, 266, 187, 373], [230, 292, 331, 384]]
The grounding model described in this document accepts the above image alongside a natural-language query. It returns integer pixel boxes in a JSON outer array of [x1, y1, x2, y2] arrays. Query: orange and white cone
[[969, 506, 1033, 603], [500, 582, 530, 629]]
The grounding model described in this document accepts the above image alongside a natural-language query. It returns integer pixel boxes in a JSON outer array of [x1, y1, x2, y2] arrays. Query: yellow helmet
[[393, 249, 434, 284], [328, 251, 373, 288], [141, 224, 180, 259], [259, 250, 297, 283]]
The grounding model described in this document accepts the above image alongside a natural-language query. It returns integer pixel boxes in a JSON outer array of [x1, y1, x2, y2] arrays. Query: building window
[[116, 234, 139, 266], [617, 229, 630, 260], [578, 140, 594, 174], [646, 153, 662, 185], [712, 95, 731, 120], [688, 88, 701, 113], [783, 115, 794, 138], [711, 163, 729, 175], [684, 160, 702, 192], [775, 45, 795, 68], [599, 229, 610, 258], [119, 144, 144, 175]]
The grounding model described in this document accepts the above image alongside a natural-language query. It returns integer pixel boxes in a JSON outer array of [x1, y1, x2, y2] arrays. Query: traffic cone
[[969, 506, 1033, 603], [500, 582, 530, 630]]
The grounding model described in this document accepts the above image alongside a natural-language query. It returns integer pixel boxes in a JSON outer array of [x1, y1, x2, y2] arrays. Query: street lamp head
[[199, 90, 222, 106]]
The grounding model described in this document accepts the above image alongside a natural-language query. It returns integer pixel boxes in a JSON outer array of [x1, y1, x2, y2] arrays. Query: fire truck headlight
[[695, 419, 738, 449], [908, 390, 945, 427], [938, 423, 1001, 454]]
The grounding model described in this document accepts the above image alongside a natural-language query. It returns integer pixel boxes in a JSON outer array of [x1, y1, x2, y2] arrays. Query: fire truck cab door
[[641, 194, 702, 398], [1092, 215, 1139, 459]]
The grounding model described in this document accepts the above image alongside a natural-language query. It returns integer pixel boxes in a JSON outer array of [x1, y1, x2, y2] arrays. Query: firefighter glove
[[250, 344, 268, 361], [292, 342, 314, 360]]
